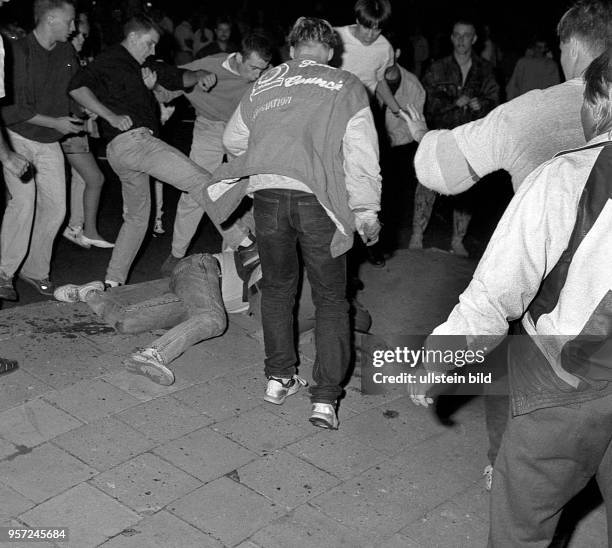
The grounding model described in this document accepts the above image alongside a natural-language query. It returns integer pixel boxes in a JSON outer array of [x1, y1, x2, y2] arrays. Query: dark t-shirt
[[1, 34, 79, 143]]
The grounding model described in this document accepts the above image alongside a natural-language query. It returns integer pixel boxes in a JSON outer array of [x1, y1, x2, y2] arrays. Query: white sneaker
[[53, 281, 105, 303], [63, 225, 90, 249], [483, 464, 494, 491], [309, 402, 339, 430], [125, 348, 174, 386], [264, 375, 308, 405], [153, 218, 165, 234]]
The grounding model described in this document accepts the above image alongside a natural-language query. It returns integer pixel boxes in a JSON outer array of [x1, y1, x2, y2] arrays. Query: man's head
[[71, 13, 90, 53], [214, 17, 232, 44], [122, 14, 161, 65], [34, 0, 75, 42], [581, 47, 612, 140], [451, 20, 477, 57], [289, 16, 337, 63], [353, 0, 391, 46], [558, 0, 612, 79], [0, 0, 11, 6], [235, 32, 273, 82]]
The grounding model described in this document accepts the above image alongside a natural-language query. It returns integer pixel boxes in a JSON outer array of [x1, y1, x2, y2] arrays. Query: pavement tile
[[0, 369, 54, 413], [19, 483, 140, 548], [190, 323, 265, 368], [0, 438, 18, 460], [102, 369, 192, 402], [250, 503, 370, 548], [52, 417, 155, 472], [4, 333, 108, 389], [153, 426, 256, 483], [115, 395, 213, 444], [91, 453, 202, 514], [170, 377, 260, 420], [286, 430, 389, 480], [339, 398, 446, 457], [99, 511, 223, 548], [212, 406, 313, 455], [400, 501, 489, 548], [310, 453, 473, 538], [43, 379, 139, 423], [234, 542, 262, 548], [375, 533, 421, 547], [168, 477, 285, 546], [237, 451, 340, 509], [0, 399, 83, 448], [450, 483, 490, 519], [0, 443, 96, 503], [0, 483, 35, 518], [170, 343, 252, 385]]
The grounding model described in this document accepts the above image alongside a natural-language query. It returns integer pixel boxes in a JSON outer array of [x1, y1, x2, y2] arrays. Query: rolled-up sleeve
[[342, 106, 381, 212]]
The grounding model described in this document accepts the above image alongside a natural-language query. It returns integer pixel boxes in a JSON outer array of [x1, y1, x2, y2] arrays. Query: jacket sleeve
[[342, 106, 382, 212], [477, 65, 499, 116], [430, 157, 580, 355]]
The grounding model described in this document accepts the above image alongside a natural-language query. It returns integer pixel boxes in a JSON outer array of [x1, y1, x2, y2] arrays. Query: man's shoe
[[450, 237, 469, 257], [309, 402, 339, 430], [264, 375, 308, 405], [161, 254, 181, 276], [19, 275, 55, 296], [79, 235, 115, 248], [0, 274, 17, 301], [0, 358, 18, 375], [366, 246, 385, 268], [153, 218, 165, 234], [63, 225, 90, 249], [104, 279, 121, 289], [236, 238, 259, 269], [125, 348, 175, 386], [53, 281, 105, 303], [483, 464, 493, 491], [408, 231, 423, 249]]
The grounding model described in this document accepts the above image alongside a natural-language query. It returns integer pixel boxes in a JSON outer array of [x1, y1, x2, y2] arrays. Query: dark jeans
[[254, 189, 350, 404], [489, 393, 612, 547]]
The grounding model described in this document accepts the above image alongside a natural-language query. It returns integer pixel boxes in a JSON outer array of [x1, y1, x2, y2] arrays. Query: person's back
[[506, 55, 560, 99]]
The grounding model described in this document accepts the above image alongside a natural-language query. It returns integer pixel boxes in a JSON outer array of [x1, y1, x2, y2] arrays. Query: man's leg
[[409, 183, 436, 249], [170, 119, 225, 261], [106, 138, 152, 285], [254, 190, 305, 404], [148, 254, 227, 365], [0, 131, 36, 289], [294, 193, 350, 417], [20, 141, 66, 281], [489, 393, 612, 547]]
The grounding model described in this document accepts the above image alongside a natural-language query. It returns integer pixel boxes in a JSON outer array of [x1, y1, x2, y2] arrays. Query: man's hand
[[141, 67, 158, 90], [408, 367, 435, 407], [456, 95, 470, 108], [107, 113, 133, 131], [399, 104, 428, 143], [54, 116, 85, 135], [355, 211, 381, 246], [197, 71, 217, 92], [469, 98, 481, 112], [3, 151, 29, 178]]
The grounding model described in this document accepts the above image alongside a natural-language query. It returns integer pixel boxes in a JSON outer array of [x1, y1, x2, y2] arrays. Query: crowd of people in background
[[0, 0, 611, 546]]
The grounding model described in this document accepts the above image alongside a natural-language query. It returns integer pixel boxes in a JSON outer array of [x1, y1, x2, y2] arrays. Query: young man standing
[[161, 33, 273, 275], [412, 19, 498, 256], [68, 14, 250, 287], [0, 0, 82, 300], [204, 17, 382, 429]]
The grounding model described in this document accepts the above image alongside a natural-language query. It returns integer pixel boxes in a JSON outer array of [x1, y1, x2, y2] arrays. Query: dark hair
[[123, 13, 161, 39], [215, 16, 232, 28], [354, 0, 391, 30], [452, 19, 477, 33], [34, 0, 74, 25], [583, 47, 612, 133], [288, 16, 337, 49], [241, 32, 274, 62], [557, 0, 612, 57]]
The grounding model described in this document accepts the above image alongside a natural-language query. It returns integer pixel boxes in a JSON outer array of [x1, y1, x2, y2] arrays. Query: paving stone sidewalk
[[0, 250, 606, 547]]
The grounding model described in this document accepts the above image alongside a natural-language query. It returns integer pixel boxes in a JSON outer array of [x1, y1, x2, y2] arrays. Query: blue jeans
[[89, 254, 226, 365], [254, 189, 350, 404]]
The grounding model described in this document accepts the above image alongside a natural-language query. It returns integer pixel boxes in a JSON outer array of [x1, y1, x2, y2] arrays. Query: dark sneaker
[[309, 402, 339, 429], [161, 254, 181, 276], [0, 357, 18, 375], [19, 275, 55, 295], [366, 246, 385, 268], [0, 274, 17, 301], [264, 375, 308, 405], [236, 239, 259, 269]]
